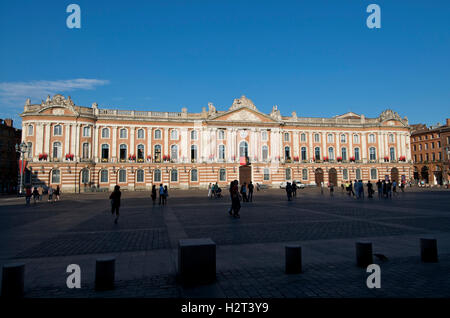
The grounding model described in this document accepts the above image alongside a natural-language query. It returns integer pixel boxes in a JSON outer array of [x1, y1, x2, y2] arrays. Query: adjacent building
[[0, 119, 21, 193], [411, 119, 450, 185], [20, 94, 413, 192]]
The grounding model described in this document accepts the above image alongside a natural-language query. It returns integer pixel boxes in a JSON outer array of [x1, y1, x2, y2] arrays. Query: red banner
[[18, 160, 28, 174], [240, 156, 247, 166]]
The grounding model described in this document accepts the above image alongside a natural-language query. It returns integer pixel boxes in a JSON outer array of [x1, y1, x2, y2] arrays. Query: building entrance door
[[391, 167, 399, 183], [239, 165, 251, 185], [315, 168, 324, 186], [328, 168, 337, 186]]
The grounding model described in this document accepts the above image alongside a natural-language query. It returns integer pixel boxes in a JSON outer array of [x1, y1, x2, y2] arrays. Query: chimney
[[446, 118, 450, 127], [4, 118, 13, 127]]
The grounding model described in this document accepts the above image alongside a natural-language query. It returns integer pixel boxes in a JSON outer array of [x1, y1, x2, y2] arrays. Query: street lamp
[[15, 142, 28, 195]]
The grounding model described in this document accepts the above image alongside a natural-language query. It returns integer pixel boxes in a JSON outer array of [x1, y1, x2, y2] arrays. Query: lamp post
[[15, 142, 28, 195]]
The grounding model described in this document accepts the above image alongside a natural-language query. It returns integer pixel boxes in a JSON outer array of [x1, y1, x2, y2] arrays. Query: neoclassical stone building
[[20, 94, 413, 192]]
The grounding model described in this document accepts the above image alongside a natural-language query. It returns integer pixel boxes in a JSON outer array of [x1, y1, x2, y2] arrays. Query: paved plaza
[[1, 186, 450, 298]]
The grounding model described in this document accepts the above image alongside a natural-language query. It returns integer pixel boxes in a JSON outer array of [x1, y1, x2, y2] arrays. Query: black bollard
[[95, 257, 115, 291], [420, 238, 438, 263], [1, 263, 25, 298], [285, 245, 302, 274], [178, 238, 216, 285], [355, 242, 373, 267]]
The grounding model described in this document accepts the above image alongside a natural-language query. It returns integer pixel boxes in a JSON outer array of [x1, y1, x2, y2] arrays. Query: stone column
[[64, 125, 70, 157], [293, 131, 299, 158], [130, 127, 135, 156], [43, 124, 50, 156], [93, 125, 99, 161], [112, 126, 117, 161], [308, 131, 313, 160], [336, 132, 340, 157], [164, 128, 169, 156], [180, 128, 188, 162], [361, 132, 367, 161], [147, 127, 152, 158], [349, 132, 353, 157]]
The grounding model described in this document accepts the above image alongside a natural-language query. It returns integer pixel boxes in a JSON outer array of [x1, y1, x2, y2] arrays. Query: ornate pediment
[[210, 107, 278, 123], [379, 109, 408, 125], [37, 94, 79, 116]]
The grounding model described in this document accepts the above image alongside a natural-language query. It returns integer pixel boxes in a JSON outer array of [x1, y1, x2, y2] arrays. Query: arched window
[[136, 169, 144, 182], [300, 133, 306, 142], [171, 144, 178, 160], [191, 169, 198, 182], [154, 145, 161, 162], [314, 133, 320, 142], [284, 146, 291, 160], [218, 145, 225, 160], [101, 128, 110, 138], [314, 147, 321, 160], [302, 168, 308, 180], [171, 169, 178, 182], [390, 147, 396, 161], [119, 128, 127, 139], [28, 125, 33, 136], [100, 169, 109, 183], [53, 125, 62, 136], [285, 168, 291, 181], [301, 147, 307, 161], [191, 130, 197, 140], [327, 134, 334, 143], [368, 134, 375, 143], [263, 168, 270, 181], [101, 144, 109, 160], [119, 144, 127, 160], [355, 169, 361, 180], [340, 134, 347, 143], [343, 168, 348, 180], [353, 134, 360, 144], [154, 169, 161, 182], [218, 130, 225, 140], [154, 129, 162, 140], [262, 145, 268, 161], [170, 129, 178, 140], [219, 168, 226, 181], [118, 169, 126, 183], [191, 145, 198, 161], [137, 144, 145, 160], [370, 168, 377, 180], [328, 147, 334, 160], [341, 147, 347, 161], [369, 147, 377, 160], [81, 169, 89, 184], [82, 143, 89, 159], [53, 142, 62, 158], [239, 141, 248, 158], [284, 132, 290, 142], [354, 147, 360, 161], [137, 129, 145, 139], [51, 169, 60, 183]]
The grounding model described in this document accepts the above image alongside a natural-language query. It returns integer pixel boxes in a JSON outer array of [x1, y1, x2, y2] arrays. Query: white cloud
[[0, 78, 109, 106]]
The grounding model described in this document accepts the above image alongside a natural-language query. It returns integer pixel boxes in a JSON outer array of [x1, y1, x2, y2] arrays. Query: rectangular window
[[263, 168, 270, 181], [343, 169, 348, 180], [302, 169, 308, 181], [285, 168, 291, 181], [300, 133, 306, 142], [83, 127, 90, 137], [219, 169, 226, 181]]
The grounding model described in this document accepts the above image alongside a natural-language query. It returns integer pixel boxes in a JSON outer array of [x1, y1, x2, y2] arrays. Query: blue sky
[[1, 0, 449, 127]]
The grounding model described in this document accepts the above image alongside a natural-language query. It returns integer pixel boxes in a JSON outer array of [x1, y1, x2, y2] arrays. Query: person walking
[[25, 186, 32, 206], [367, 180, 374, 198], [228, 181, 234, 216], [392, 180, 397, 196], [207, 183, 212, 198], [286, 182, 293, 201], [400, 180, 405, 192], [159, 184, 164, 205], [359, 180, 364, 199], [292, 181, 297, 197], [248, 181, 254, 202], [48, 186, 54, 203], [376, 179, 382, 199], [163, 185, 169, 205], [32, 187, 39, 205], [240, 182, 248, 202], [231, 180, 241, 218], [55, 185, 61, 201], [109, 185, 121, 224], [387, 181, 392, 199], [38, 186, 43, 201], [151, 185, 157, 205], [349, 180, 355, 197], [329, 182, 334, 197]]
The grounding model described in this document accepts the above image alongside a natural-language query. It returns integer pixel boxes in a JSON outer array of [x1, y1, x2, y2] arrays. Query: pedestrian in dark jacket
[[151, 185, 157, 205], [286, 182, 293, 201], [163, 186, 168, 205], [109, 185, 121, 224], [231, 180, 241, 218], [248, 181, 254, 202]]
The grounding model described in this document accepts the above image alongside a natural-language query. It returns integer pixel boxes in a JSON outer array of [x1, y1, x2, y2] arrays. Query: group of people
[[225, 180, 256, 218], [285, 181, 299, 201], [341, 179, 405, 199], [151, 184, 169, 206], [24, 185, 61, 205], [207, 183, 222, 198]]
